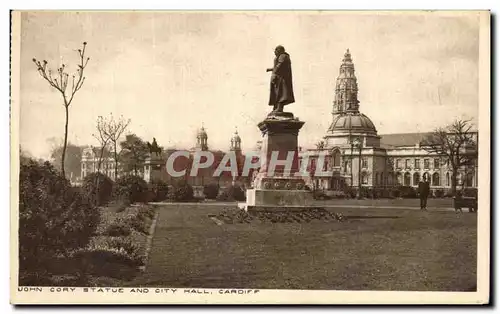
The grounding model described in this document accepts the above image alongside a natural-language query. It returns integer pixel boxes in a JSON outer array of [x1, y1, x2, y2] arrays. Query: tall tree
[[101, 114, 130, 180], [421, 119, 478, 196], [33, 42, 90, 178], [120, 134, 149, 176]]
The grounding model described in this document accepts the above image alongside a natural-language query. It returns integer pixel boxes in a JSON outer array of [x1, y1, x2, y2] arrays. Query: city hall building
[[300, 50, 478, 193]]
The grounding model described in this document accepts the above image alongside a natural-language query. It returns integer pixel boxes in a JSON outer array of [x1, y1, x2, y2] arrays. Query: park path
[[149, 198, 457, 211]]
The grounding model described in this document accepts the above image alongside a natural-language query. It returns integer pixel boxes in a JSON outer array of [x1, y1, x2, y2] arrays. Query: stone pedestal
[[144, 154, 165, 183], [245, 111, 313, 211]]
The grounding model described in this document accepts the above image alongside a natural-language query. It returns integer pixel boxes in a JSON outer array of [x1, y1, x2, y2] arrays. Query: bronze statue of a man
[[266, 45, 295, 113]]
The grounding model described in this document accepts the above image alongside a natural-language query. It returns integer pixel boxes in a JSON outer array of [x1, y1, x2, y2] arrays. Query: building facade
[[80, 146, 121, 181], [143, 126, 249, 190], [300, 49, 478, 194]]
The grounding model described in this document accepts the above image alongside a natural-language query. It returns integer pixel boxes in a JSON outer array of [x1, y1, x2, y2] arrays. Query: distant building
[[300, 49, 478, 193], [143, 125, 249, 190], [81, 146, 122, 181]]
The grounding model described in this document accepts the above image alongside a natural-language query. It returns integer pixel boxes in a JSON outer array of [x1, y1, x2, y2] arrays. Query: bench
[[453, 196, 478, 213]]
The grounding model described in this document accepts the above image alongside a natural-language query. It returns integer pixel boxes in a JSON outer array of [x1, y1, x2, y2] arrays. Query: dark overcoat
[[269, 52, 295, 107], [418, 181, 430, 197]]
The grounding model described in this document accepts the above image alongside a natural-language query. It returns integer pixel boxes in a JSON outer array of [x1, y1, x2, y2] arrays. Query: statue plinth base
[[244, 112, 313, 212], [144, 154, 165, 183]]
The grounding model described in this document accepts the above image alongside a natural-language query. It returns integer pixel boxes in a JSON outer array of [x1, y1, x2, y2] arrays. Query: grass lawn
[[130, 204, 477, 291]]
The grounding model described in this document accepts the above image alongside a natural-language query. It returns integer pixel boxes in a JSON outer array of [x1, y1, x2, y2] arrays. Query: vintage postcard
[[10, 10, 490, 304]]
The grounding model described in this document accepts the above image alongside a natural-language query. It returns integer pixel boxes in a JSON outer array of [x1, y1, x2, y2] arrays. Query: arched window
[[404, 172, 411, 186], [423, 172, 430, 183], [446, 173, 450, 186], [361, 172, 368, 185], [332, 150, 341, 167], [396, 172, 403, 185], [432, 173, 440, 186], [413, 172, 420, 186]]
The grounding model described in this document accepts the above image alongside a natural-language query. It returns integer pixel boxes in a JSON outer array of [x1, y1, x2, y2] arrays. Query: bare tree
[[101, 114, 131, 180], [92, 116, 111, 175], [33, 42, 90, 178], [421, 119, 477, 196]]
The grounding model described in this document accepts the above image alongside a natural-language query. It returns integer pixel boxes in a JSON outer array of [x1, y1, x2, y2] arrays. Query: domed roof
[[328, 113, 377, 134]]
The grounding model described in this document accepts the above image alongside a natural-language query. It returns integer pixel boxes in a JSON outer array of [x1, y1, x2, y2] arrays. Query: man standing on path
[[418, 174, 431, 210]]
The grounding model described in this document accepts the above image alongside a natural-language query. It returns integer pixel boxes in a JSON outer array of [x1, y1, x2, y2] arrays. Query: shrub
[[103, 221, 131, 237], [151, 180, 169, 202], [138, 206, 156, 220], [398, 186, 417, 198], [433, 189, 445, 198], [72, 240, 145, 277], [390, 187, 401, 198], [82, 172, 114, 206], [105, 238, 143, 260], [312, 190, 327, 200], [372, 189, 382, 199], [378, 189, 389, 198], [128, 214, 149, 234], [360, 187, 374, 199], [203, 183, 220, 200], [19, 158, 100, 279], [114, 175, 150, 204], [344, 187, 357, 199], [217, 185, 246, 201], [168, 179, 194, 202], [462, 188, 478, 198]]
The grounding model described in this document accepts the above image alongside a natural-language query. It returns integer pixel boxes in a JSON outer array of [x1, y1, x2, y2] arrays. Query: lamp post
[[352, 137, 363, 199], [349, 141, 354, 190]]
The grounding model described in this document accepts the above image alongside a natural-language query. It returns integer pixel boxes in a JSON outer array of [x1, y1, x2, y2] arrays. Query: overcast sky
[[18, 11, 480, 158]]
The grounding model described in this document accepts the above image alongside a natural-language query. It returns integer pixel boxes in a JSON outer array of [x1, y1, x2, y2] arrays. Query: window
[[405, 159, 411, 169], [362, 157, 368, 169], [446, 173, 450, 186], [432, 173, 440, 186], [423, 172, 430, 182], [414, 159, 420, 169], [466, 173, 474, 187], [434, 158, 440, 169], [404, 172, 411, 186], [333, 151, 341, 167], [424, 159, 430, 169], [375, 172, 379, 185], [387, 172, 393, 185], [396, 159, 401, 169], [396, 172, 403, 185], [413, 172, 420, 186], [361, 172, 368, 185]]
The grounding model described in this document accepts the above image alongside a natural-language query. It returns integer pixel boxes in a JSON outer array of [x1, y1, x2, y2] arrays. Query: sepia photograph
[[9, 10, 490, 304]]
